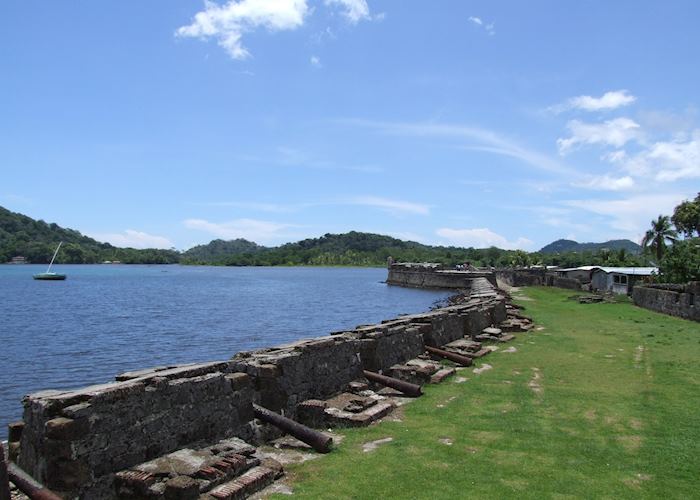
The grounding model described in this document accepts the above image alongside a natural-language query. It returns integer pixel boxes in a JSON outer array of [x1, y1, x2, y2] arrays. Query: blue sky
[[2, 1, 698, 250]]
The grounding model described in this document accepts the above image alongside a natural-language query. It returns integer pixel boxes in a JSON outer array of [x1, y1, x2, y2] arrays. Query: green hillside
[[0, 206, 179, 264], [540, 238, 641, 254]]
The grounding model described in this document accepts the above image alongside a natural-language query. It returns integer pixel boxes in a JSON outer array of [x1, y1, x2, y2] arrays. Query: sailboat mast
[[46, 241, 63, 273]]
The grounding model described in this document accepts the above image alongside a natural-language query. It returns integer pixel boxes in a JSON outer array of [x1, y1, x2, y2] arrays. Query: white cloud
[[310, 55, 322, 67], [176, 0, 309, 59], [557, 118, 641, 154], [436, 227, 533, 250], [325, 0, 371, 23], [556, 90, 636, 113], [184, 217, 300, 244], [90, 230, 173, 249], [633, 132, 700, 181], [468, 16, 495, 35], [347, 196, 430, 215], [564, 193, 690, 236], [573, 174, 635, 191]]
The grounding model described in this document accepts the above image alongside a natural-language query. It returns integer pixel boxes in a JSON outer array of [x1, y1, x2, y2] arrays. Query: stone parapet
[[632, 282, 699, 322]]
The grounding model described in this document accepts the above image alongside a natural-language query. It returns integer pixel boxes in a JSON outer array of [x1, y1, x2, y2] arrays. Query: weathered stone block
[[45, 417, 89, 441], [164, 476, 199, 500]]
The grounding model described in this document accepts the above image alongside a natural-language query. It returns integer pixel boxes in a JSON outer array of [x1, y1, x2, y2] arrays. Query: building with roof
[[590, 267, 659, 295]]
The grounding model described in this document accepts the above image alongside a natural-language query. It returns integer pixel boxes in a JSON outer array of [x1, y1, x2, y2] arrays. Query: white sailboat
[[33, 242, 67, 280]]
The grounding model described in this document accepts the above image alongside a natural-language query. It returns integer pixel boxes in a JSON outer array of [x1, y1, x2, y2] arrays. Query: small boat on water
[[33, 242, 67, 280]]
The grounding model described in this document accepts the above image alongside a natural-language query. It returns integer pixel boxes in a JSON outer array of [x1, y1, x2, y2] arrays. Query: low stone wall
[[495, 269, 547, 287], [387, 263, 497, 288], [550, 276, 582, 291], [632, 281, 699, 322], [10, 276, 506, 498], [18, 363, 253, 498]]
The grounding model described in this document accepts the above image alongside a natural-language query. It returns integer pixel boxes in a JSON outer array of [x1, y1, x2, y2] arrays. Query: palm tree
[[641, 215, 678, 262]]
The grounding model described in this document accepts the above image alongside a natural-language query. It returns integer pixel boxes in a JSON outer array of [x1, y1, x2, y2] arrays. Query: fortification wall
[[10, 276, 506, 499], [550, 276, 582, 291], [632, 281, 699, 322], [387, 263, 497, 288], [495, 269, 547, 287], [18, 362, 253, 498]]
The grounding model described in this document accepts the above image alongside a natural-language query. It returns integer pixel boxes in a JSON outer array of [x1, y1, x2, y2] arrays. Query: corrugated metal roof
[[591, 267, 659, 275], [557, 266, 599, 272], [558, 266, 659, 275]]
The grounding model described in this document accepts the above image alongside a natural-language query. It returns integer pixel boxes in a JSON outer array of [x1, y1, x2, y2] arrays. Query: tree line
[[641, 193, 700, 283]]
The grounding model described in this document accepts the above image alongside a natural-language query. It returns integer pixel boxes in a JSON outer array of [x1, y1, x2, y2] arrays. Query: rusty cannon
[[5, 460, 62, 500], [425, 345, 473, 367], [253, 404, 333, 454], [363, 370, 423, 397]]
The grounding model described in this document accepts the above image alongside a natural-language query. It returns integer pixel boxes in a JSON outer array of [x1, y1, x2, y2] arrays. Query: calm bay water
[[0, 265, 450, 439]]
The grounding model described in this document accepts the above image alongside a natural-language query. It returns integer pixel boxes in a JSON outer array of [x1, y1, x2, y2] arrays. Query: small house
[[556, 266, 599, 284], [590, 267, 658, 295]]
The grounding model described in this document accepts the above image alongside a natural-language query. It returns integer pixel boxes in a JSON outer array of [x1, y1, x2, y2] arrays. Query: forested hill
[[2, 205, 652, 268], [182, 238, 264, 262], [539, 238, 641, 254], [0, 206, 179, 264]]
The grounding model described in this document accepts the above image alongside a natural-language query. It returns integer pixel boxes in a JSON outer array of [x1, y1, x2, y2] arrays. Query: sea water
[[0, 265, 451, 439]]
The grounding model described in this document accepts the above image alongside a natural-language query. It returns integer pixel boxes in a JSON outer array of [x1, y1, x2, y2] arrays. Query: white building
[[590, 267, 659, 294]]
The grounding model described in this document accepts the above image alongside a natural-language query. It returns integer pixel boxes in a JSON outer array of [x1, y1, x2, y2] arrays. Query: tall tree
[[671, 193, 700, 238], [641, 215, 678, 262]]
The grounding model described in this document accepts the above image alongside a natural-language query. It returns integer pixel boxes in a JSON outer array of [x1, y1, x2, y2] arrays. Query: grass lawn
[[273, 286, 700, 499]]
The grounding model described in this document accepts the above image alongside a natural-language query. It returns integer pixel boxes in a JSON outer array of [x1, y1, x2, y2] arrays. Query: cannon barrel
[[363, 370, 423, 397], [7, 462, 62, 500], [0, 442, 10, 500], [425, 346, 473, 367], [253, 404, 333, 454]]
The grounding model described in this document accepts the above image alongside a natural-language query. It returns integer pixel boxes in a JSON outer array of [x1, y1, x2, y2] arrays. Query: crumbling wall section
[[231, 336, 363, 417], [495, 269, 547, 287], [551, 276, 582, 291], [17, 362, 253, 499], [632, 282, 699, 322]]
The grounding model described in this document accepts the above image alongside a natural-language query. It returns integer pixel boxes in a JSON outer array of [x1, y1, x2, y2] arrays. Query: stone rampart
[[550, 276, 582, 291], [17, 362, 253, 498], [387, 263, 497, 288], [9, 275, 506, 499], [632, 281, 699, 322], [495, 269, 547, 287]]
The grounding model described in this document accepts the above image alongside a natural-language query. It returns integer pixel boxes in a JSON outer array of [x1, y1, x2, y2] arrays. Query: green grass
[[273, 287, 700, 499]]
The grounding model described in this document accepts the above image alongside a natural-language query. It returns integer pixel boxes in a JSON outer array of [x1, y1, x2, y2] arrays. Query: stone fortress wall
[[387, 262, 497, 288], [7, 267, 507, 499], [632, 281, 699, 322]]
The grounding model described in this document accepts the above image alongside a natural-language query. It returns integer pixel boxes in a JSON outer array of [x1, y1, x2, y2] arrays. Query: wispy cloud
[[620, 131, 700, 181], [310, 55, 322, 68], [176, 0, 309, 59], [344, 119, 578, 176], [551, 90, 637, 113], [193, 195, 429, 216], [468, 16, 495, 35], [346, 196, 430, 215], [436, 227, 532, 250], [572, 174, 635, 191], [184, 217, 302, 244], [89, 230, 173, 249], [557, 117, 641, 154], [325, 0, 371, 24], [564, 192, 690, 236]]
